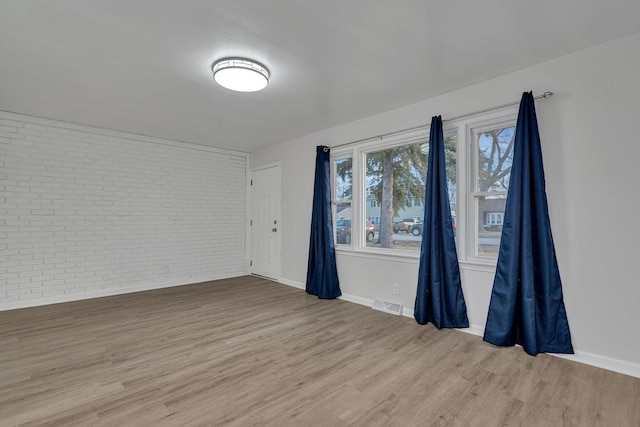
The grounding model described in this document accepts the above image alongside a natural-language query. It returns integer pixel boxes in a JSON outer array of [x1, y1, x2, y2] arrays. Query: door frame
[[249, 162, 281, 279]]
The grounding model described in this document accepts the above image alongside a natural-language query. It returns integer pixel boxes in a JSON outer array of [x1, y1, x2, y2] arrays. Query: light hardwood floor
[[1, 276, 638, 426]]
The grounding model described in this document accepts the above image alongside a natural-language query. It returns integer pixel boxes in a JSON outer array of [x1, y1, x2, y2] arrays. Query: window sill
[[458, 260, 498, 273], [336, 247, 499, 272], [335, 246, 420, 264]]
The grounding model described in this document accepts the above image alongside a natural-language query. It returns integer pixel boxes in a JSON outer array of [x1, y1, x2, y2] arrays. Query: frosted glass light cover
[[212, 58, 269, 92]]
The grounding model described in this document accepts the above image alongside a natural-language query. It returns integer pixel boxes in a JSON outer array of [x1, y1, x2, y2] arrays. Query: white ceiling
[[2, 1, 640, 153]]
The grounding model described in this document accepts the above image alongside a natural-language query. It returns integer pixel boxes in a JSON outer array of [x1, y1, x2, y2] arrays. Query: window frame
[[465, 112, 518, 265], [330, 105, 518, 269], [486, 212, 504, 226], [332, 126, 457, 258], [359, 133, 433, 256]]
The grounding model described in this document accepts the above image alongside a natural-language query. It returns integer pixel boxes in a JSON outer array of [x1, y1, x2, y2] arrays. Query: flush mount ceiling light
[[212, 58, 269, 92]]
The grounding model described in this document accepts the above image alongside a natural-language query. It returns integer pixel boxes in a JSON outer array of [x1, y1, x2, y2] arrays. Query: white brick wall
[[0, 111, 248, 309]]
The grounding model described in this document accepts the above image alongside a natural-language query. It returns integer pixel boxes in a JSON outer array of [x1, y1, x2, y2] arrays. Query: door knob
[[272, 227, 277, 232]]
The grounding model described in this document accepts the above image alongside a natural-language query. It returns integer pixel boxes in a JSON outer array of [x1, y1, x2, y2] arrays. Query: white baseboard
[[277, 278, 394, 313], [456, 324, 485, 337], [456, 324, 640, 379], [338, 292, 374, 308], [275, 277, 640, 379], [277, 277, 305, 290], [552, 350, 640, 378], [0, 272, 247, 312]]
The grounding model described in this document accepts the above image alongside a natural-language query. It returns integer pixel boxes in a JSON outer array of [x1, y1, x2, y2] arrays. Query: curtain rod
[[328, 91, 554, 151]]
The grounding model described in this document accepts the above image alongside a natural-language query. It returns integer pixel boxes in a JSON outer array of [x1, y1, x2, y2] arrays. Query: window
[[364, 142, 426, 251], [471, 122, 515, 258], [331, 107, 515, 265], [332, 131, 456, 253], [486, 212, 504, 226], [333, 157, 352, 246]]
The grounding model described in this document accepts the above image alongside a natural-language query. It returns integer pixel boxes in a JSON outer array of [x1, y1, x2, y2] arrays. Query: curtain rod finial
[[542, 91, 553, 98]]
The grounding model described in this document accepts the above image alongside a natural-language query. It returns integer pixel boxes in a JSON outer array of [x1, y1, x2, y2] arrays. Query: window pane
[[363, 134, 456, 251], [445, 133, 457, 221], [477, 126, 515, 192], [476, 194, 506, 257], [334, 158, 353, 246], [335, 158, 352, 201], [335, 202, 351, 245]]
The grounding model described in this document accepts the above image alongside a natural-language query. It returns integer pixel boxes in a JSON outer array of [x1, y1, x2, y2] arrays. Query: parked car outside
[[409, 222, 423, 236], [393, 217, 421, 233], [408, 215, 457, 236], [452, 215, 457, 236], [365, 220, 376, 242], [336, 219, 375, 244]]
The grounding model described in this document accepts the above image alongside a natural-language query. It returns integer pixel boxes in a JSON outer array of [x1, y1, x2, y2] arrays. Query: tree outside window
[[364, 134, 456, 251], [334, 157, 353, 245], [473, 125, 515, 257]]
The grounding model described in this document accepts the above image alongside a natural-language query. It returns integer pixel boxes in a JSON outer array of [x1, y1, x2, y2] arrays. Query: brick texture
[[0, 112, 248, 308]]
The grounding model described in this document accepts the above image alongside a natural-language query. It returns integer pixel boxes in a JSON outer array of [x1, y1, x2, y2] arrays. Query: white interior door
[[250, 165, 281, 279]]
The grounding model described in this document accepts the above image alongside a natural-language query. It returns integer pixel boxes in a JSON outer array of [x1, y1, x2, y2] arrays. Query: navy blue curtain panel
[[483, 92, 573, 355], [414, 116, 469, 329], [306, 146, 341, 299]]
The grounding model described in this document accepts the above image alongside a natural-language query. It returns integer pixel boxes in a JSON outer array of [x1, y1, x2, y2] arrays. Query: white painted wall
[[252, 32, 640, 376], [0, 112, 248, 310]]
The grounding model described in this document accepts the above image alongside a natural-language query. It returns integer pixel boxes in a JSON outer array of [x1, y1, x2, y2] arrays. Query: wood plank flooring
[[1, 275, 638, 426]]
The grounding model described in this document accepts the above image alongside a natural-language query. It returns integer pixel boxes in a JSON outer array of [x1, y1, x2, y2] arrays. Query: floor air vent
[[372, 299, 403, 316]]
